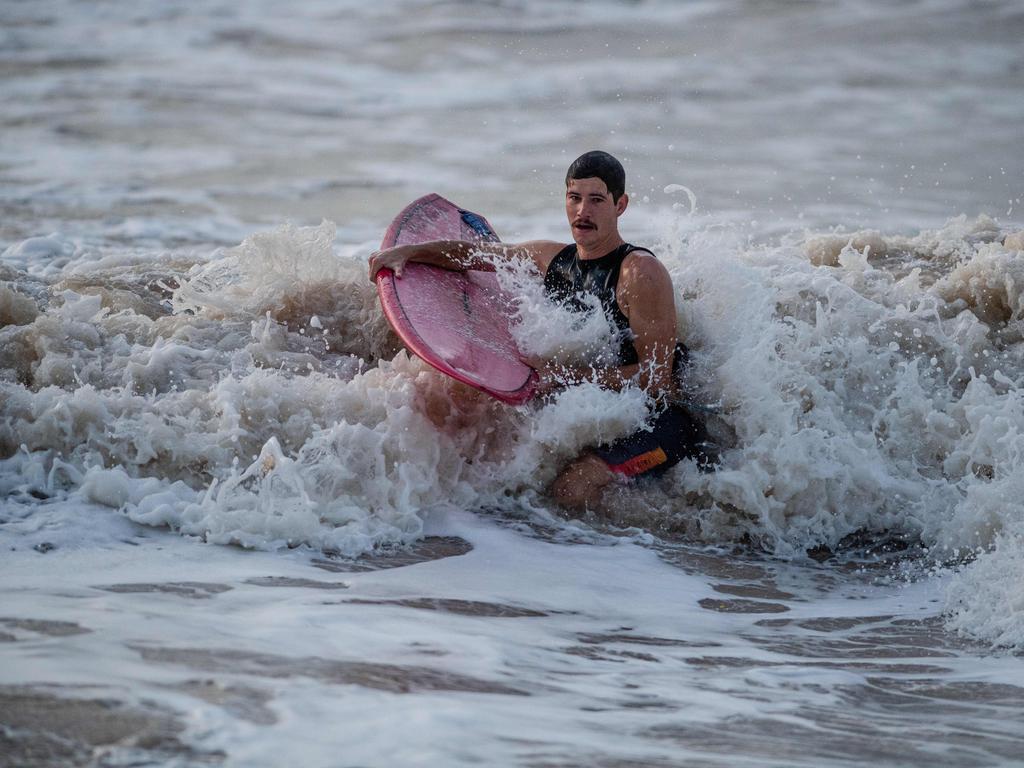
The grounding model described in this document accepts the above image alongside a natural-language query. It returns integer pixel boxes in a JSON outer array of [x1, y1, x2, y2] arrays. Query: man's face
[[565, 177, 627, 248]]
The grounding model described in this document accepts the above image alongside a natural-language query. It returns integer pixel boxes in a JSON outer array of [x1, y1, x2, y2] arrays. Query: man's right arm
[[368, 240, 564, 282]]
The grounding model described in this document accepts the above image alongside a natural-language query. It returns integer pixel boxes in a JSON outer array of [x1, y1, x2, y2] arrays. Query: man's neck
[[576, 235, 625, 261]]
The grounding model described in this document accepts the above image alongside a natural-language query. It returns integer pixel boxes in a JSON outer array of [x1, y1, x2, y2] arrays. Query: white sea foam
[[659, 217, 1024, 648], [947, 521, 1024, 649], [4, 214, 1024, 651]]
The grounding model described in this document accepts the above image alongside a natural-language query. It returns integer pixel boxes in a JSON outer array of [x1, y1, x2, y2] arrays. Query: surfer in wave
[[369, 151, 714, 511]]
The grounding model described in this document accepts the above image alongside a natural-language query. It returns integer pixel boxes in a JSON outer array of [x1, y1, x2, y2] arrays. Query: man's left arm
[[616, 252, 679, 397]]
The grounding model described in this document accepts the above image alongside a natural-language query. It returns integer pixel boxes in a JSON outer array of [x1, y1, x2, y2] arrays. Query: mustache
[[572, 219, 596, 229]]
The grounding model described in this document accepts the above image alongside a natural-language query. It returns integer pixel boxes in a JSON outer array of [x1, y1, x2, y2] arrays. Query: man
[[368, 151, 712, 511]]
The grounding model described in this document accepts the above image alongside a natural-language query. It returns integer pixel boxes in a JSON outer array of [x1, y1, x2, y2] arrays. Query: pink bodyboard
[[376, 194, 537, 405]]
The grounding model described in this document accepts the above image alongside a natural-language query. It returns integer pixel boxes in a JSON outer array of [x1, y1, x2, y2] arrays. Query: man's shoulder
[[625, 243, 657, 258], [620, 246, 671, 288], [621, 245, 666, 271], [519, 240, 571, 272]]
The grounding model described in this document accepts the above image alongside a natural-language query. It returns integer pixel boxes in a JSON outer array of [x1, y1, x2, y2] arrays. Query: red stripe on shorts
[[607, 446, 668, 477]]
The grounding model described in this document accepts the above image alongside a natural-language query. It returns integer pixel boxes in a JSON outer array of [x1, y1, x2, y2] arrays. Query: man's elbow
[[636, 366, 673, 396]]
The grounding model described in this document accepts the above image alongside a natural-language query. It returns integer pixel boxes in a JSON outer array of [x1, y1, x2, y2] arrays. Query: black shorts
[[595, 403, 715, 478]]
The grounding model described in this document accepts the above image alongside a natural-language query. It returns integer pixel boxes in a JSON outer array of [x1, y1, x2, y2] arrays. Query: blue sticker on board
[[459, 209, 497, 240]]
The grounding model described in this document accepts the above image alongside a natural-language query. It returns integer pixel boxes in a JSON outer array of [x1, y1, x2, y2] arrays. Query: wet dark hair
[[565, 151, 626, 201]]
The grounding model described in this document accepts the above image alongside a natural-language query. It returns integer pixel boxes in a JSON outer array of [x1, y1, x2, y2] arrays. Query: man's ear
[[616, 192, 629, 216]]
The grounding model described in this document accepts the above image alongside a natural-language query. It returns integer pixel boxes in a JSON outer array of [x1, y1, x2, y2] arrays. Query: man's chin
[[572, 227, 597, 244]]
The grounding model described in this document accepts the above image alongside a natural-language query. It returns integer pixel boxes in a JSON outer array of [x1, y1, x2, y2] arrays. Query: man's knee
[[550, 454, 615, 511]]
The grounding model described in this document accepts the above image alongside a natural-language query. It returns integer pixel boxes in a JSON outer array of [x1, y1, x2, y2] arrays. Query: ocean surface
[[2, 1, 1024, 765]]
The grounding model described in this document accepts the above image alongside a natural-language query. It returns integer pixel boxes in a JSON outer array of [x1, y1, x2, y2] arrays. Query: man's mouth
[[573, 221, 596, 231]]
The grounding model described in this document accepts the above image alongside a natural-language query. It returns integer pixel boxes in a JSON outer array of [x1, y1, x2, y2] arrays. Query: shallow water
[[2, 1, 1024, 765], [3, 505, 1023, 767]]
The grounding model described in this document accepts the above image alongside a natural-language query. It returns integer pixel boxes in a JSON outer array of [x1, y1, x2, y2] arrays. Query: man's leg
[[550, 453, 617, 511]]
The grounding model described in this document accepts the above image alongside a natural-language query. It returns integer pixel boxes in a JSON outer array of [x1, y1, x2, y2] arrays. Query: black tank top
[[542, 243, 688, 375], [542, 243, 651, 366]]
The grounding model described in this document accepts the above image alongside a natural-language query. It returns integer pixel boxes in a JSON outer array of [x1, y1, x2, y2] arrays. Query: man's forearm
[[540, 360, 675, 398], [405, 241, 496, 272], [573, 363, 638, 392], [370, 240, 523, 280]]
